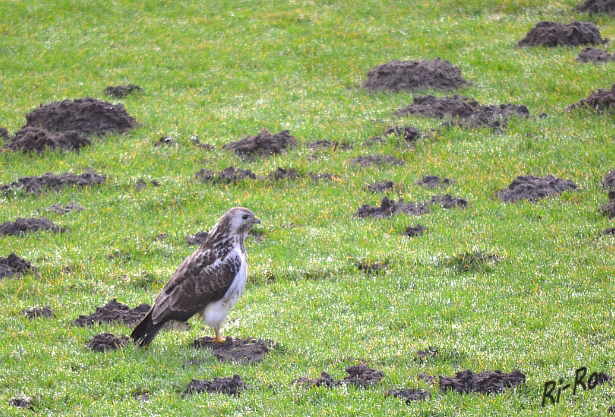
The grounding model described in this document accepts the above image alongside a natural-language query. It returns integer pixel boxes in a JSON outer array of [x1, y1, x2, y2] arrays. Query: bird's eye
[[242, 214, 249, 220]]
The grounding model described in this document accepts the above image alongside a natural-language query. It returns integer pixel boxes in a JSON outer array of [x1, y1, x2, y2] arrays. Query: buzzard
[[131, 207, 260, 347]]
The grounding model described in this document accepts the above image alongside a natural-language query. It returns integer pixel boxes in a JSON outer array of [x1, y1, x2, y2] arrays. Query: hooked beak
[[253, 217, 261, 224]]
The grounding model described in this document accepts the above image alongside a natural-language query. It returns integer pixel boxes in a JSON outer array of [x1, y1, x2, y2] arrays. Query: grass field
[[1, 0, 615, 415]]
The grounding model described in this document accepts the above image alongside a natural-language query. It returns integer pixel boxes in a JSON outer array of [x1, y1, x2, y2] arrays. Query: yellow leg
[[213, 328, 226, 343]]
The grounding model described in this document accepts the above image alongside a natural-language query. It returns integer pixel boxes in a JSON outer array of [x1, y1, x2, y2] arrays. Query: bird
[[131, 207, 260, 347]]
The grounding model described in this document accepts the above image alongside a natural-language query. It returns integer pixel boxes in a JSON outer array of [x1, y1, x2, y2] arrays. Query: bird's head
[[220, 207, 261, 237]]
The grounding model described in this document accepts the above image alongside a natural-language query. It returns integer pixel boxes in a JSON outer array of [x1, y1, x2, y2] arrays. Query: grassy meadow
[[1, 0, 615, 415]]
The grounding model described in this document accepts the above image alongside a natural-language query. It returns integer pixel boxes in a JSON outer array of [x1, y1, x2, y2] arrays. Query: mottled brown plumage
[[131, 207, 260, 347]]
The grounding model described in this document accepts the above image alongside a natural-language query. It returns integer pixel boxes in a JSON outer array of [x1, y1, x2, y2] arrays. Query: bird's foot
[[212, 335, 226, 343]]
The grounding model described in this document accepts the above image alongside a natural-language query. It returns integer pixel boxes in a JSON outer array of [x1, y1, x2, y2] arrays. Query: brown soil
[[0, 217, 66, 236], [385, 126, 422, 143], [20, 305, 53, 319], [193, 336, 273, 364], [87, 333, 130, 352], [567, 83, 615, 112], [0, 253, 36, 279], [576, 0, 615, 15], [517, 21, 607, 47], [351, 155, 405, 167], [354, 196, 429, 219], [603, 170, 615, 189], [8, 397, 34, 410], [104, 84, 142, 98], [439, 369, 526, 394], [576, 47, 615, 63], [415, 175, 455, 188], [0, 170, 107, 194], [601, 192, 615, 218], [430, 194, 468, 209], [363, 180, 395, 193], [386, 388, 431, 403], [73, 298, 151, 327], [182, 374, 246, 398], [496, 175, 579, 202], [404, 224, 427, 237], [4, 127, 91, 154], [293, 364, 384, 388], [363, 58, 468, 92], [223, 129, 297, 157], [195, 166, 257, 183]]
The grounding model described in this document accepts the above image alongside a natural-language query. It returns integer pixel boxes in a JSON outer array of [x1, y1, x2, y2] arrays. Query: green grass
[[1, 0, 615, 415]]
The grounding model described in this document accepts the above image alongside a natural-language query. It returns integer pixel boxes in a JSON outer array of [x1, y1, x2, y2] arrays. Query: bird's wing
[[150, 247, 241, 324]]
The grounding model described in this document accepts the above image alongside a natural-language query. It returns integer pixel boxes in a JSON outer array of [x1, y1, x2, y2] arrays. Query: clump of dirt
[[104, 84, 142, 98], [404, 224, 427, 237], [364, 180, 395, 193], [293, 364, 384, 388], [356, 260, 389, 276], [223, 129, 297, 157], [134, 179, 160, 190], [8, 397, 34, 411], [4, 126, 91, 154], [0, 127, 9, 143], [447, 250, 501, 273], [87, 332, 130, 352], [439, 369, 526, 394], [397, 95, 530, 129], [430, 194, 468, 209], [269, 167, 299, 180], [496, 175, 579, 202], [0, 170, 107, 194], [576, 47, 615, 63], [22, 97, 138, 136], [518, 21, 607, 47], [385, 126, 422, 143], [182, 375, 246, 398], [363, 58, 468, 92], [193, 336, 273, 364], [195, 166, 257, 183], [305, 140, 351, 150], [603, 228, 615, 235], [416, 347, 438, 360], [0, 253, 36, 278], [418, 372, 437, 385], [416, 175, 455, 188], [386, 388, 431, 403], [576, 0, 615, 15], [600, 191, 615, 218], [310, 172, 340, 182], [567, 83, 615, 112], [73, 298, 150, 327], [354, 196, 429, 219], [603, 170, 615, 189], [351, 155, 405, 167], [20, 305, 53, 319], [44, 202, 84, 214], [186, 231, 209, 245], [0, 217, 65, 236]]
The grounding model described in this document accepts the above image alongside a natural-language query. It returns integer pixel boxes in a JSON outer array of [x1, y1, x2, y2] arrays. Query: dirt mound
[[355, 196, 429, 219], [576, 47, 615, 63], [0, 217, 65, 236], [601, 192, 615, 218], [1, 170, 106, 194], [439, 369, 526, 394], [73, 298, 151, 327], [305, 140, 351, 150], [385, 126, 422, 142], [404, 224, 427, 237], [104, 84, 142, 98], [0, 253, 36, 279], [430, 194, 468, 209], [364, 180, 395, 193], [5, 126, 91, 154], [386, 388, 431, 403], [44, 202, 84, 214], [293, 364, 384, 388], [567, 83, 615, 112], [195, 166, 257, 183], [182, 375, 246, 398], [193, 336, 273, 364], [269, 167, 299, 180], [351, 155, 405, 167], [518, 21, 607, 47], [363, 58, 468, 92], [23, 97, 138, 136], [223, 129, 296, 157], [20, 305, 53, 319], [87, 332, 130, 352], [496, 175, 579, 202], [415, 175, 455, 188], [576, 0, 615, 15], [603, 170, 615, 190], [397, 96, 530, 129], [9, 397, 34, 410]]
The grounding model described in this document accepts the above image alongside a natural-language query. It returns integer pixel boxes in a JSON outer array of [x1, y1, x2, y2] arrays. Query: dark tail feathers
[[131, 309, 163, 348]]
